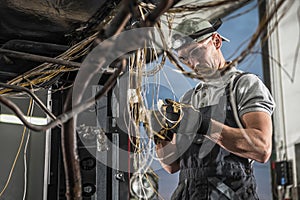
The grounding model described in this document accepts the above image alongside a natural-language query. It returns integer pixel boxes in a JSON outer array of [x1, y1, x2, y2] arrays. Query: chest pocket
[[192, 95, 227, 145]]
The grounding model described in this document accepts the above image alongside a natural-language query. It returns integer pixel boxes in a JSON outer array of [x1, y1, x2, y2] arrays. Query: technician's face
[[177, 35, 219, 77]]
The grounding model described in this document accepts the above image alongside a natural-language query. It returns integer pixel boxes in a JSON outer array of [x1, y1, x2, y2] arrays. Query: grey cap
[[172, 17, 229, 49]]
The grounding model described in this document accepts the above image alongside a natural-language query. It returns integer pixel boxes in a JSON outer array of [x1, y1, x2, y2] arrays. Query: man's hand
[[164, 99, 181, 131], [154, 99, 181, 144], [154, 128, 174, 144], [154, 98, 220, 144]]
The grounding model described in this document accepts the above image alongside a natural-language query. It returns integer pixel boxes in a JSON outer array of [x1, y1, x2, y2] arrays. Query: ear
[[212, 33, 222, 49]]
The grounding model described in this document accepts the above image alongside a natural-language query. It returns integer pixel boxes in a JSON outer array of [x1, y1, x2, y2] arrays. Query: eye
[[178, 56, 187, 63]]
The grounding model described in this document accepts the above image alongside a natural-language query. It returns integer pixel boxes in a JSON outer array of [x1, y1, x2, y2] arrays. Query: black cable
[[0, 82, 56, 120]]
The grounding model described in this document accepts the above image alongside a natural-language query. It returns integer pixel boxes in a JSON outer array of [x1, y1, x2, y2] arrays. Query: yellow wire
[[0, 98, 33, 197]]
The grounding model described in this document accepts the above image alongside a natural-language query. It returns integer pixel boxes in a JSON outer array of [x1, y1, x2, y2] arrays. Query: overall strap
[[225, 72, 252, 124], [226, 72, 254, 165]]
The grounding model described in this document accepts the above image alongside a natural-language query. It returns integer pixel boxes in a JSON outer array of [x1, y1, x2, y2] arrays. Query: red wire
[[128, 135, 131, 200]]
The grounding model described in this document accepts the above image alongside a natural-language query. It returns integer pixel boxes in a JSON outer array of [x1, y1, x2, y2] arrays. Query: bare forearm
[[155, 141, 180, 173], [209, 116, 272, 163]]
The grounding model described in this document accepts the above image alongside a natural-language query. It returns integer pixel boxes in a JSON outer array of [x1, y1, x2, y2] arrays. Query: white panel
[[268, 0, 300, 185]]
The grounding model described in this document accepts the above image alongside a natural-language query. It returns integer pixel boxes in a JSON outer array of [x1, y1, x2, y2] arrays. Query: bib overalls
[[171, 78, 259, 200]]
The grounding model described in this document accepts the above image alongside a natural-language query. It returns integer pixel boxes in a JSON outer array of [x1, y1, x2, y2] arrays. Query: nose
[[177, 49, 199, 69]]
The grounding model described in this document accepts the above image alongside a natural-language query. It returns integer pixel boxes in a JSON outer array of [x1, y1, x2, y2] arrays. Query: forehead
[[176, 42, 198, 54]]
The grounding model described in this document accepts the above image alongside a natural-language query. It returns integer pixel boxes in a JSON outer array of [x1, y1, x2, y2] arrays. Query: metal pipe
[[0, 48, 81, 68]]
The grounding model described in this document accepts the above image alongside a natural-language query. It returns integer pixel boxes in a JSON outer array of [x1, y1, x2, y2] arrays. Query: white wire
[[22, 100, 34, 200], [22, 130, 30, 200], [161, 67, 176, 99], [229, 74, 260, 157]]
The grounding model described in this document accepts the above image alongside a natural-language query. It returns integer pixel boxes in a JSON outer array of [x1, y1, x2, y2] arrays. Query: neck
[[200, 60, 232, 82], [217, 52, 226, 70]]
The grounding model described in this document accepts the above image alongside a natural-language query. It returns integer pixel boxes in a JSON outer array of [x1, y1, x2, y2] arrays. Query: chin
[[195, 66, 214, 75], [195, 69, 220, 80]]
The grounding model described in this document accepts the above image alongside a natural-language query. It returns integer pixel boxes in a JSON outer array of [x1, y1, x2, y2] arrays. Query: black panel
[[47, 90, 66, 200], [274, 160, 293, 186]]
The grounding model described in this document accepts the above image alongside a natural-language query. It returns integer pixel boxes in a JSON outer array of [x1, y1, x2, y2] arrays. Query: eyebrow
[[176, 40, 199, 52]]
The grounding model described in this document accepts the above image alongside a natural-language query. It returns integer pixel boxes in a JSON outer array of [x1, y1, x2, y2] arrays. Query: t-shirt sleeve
[[235, 74, 275, 118]]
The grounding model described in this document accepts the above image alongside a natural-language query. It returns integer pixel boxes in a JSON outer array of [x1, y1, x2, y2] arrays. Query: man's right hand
[[164, 98, 181, 132], [154, 99, 181, 144]]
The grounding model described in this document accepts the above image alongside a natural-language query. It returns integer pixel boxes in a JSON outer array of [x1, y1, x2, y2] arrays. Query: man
[[155, 18, 275, 199]]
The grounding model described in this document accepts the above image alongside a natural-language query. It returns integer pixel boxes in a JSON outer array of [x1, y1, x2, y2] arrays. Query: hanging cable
[[22, 99, 34, 200], [0, 98, 33, 197]]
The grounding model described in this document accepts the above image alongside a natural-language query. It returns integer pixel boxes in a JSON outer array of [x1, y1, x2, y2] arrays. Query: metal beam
[[0, 48, 81, 68]]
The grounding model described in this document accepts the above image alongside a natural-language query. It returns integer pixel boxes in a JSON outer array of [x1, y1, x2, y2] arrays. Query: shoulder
[[234, 73, 267, 94], [235, 72, 261, 83], [232, 72, 275, 117]]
